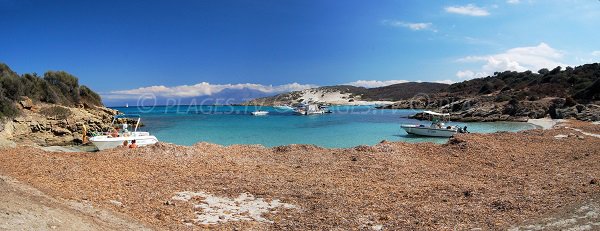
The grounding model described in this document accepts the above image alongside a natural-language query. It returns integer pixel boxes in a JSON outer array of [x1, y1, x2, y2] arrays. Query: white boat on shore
[[401, 111, 466, 137], [89, 114, 158, 150], [251, 110, 269, 116]]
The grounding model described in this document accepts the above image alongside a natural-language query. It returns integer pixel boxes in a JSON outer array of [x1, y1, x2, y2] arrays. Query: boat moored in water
[[401, 111, 467, 137], [89, 114, 158, 150], [294, 104, 331, 115], [251, 110, 269, 116]]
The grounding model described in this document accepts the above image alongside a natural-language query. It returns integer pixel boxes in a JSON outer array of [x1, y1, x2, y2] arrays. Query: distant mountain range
[[106, 87, 278, 107]]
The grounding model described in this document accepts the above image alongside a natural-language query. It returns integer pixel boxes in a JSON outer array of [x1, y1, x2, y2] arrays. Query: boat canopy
[[423, 111, 450, 116], [111, 114, 143, 132]]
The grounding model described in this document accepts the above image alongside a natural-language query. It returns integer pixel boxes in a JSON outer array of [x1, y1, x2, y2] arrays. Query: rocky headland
[[0, 97, 117, 147], [396, 96, 600, 122], [0, 63, 117, 148], [380, 64, 600, 122]]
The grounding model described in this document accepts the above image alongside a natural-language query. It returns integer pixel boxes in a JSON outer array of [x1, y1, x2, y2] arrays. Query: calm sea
[[111, 105, 537, 148]]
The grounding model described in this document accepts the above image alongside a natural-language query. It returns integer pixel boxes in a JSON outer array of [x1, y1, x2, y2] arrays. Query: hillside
[[0, 63, 103, 119], [445, 63, 599, 102], [0, 63, 116, 147], [244, 82, 448, 105], [385, 63, 600, 122]]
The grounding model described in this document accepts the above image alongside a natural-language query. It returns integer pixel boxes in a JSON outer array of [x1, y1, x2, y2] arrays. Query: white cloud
[[455, 70, 488, 80], [445, 4, 490, 16], [105, 82, 317, 99], [592, 50, 600, 56], [382, 20, 435, 31], [456, 42, 567, 79], [506, 0, 520, 4]]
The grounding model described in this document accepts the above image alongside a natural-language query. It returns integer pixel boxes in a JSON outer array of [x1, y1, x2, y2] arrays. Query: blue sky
[[1, 0, 599, 105]]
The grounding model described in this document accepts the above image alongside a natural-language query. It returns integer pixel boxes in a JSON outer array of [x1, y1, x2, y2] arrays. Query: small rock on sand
[[554, 134, 568, 139], [109, 200, 123, 207], [371, 224, 383, 230]]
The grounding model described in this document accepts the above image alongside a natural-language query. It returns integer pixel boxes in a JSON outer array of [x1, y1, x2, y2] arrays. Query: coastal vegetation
[[383, 63, 600, 121], [246, 63, 599, 110], [446, 63, 599, 102], [0, 63, 103, 119]]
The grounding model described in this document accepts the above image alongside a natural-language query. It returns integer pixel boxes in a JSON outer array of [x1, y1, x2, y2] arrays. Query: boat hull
[[90, 135, 159, 150], [251, 111, 269, 116], [401, 125, 457, 137], [294, 110, 326, 115]]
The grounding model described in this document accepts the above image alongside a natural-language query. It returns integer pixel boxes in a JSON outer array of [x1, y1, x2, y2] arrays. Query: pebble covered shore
[[0, 120, 599, 230]]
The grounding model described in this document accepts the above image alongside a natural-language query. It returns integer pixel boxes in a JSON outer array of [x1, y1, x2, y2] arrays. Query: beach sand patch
[[171, 191, 296, 225], [509, 203, 600, 231]]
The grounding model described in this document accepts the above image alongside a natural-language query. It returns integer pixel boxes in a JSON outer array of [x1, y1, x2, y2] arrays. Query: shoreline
[[0, 120, 598, 230], [41, 119, 541, 152], [526, 118, 562, 130]]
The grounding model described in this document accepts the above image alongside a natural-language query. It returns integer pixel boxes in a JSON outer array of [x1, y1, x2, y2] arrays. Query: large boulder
[[19, 97, 34, 110]]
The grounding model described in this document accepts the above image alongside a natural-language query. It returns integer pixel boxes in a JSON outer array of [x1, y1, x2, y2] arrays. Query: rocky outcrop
[[0, 98, 118, 146], [19, 98, 33, 110], [385, 96, 600, 122]]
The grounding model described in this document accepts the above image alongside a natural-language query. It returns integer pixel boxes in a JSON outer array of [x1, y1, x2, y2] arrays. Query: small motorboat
[[89, 114, 159, 150], [294, 104, 330, 115], [401, 111, 466, 137], [251, 110, 269, 116]]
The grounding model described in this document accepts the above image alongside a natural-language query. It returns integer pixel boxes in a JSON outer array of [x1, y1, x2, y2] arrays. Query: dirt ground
[[0, 175, 151, 230], [0, 120, 598, 230]]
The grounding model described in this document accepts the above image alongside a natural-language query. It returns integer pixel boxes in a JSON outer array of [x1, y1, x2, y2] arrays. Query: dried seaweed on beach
[[0, 121, 599, 230]]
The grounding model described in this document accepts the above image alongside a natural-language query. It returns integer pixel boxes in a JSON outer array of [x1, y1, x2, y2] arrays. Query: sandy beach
[[527, 118, 561, 130], [0, 120, 598, 230]]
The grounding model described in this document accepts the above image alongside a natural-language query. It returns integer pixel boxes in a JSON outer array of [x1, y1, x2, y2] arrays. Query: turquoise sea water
[[111, 105, 537, 148]]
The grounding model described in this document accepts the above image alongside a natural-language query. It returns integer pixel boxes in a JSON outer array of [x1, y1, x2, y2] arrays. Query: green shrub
[[479, 83, 494, 94], [495, 95, 511, 102], [0, 96, 19, 118], [44, 71, 80, 105], [0, 75, 24, 100], [39, 106, 72, 120], [79, 85, 102, 106], [0, 63, 104, 119]]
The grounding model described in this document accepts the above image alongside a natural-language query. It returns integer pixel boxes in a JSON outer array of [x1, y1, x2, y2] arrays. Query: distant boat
[[251, 110, 269, 116], [89, 114, 158, 150], [125, 103, 129, 108], [401, 111, 466, 137], [274, 105, 294, 110], [294, 104, 331, 115]]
